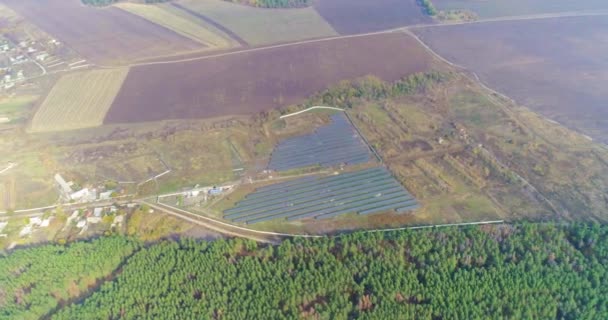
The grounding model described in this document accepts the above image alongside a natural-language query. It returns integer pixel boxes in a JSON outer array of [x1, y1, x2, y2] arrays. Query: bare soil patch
[[104, 32, 434, 124], [414, 16, 608, 144], [2, 0, 203, 65], [314, 0, 432, 34]]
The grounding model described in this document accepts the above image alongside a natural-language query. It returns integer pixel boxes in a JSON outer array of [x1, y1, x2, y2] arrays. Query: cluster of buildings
[[0, 35, 67, 91], [54, 173, 116, 203], [18, 216, 53, 237], [0, 39, 32, 90], [67, 206, 123, 234]]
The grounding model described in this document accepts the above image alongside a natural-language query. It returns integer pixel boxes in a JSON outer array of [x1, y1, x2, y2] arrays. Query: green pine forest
[[2, 223, 607, 319]]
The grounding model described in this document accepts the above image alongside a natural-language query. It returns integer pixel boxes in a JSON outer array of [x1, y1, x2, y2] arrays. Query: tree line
[[44, 222, 608, 319], [224, 0, 310, 8], [82, 0, 308, 8], [418, 0, 438, 16], [296, 71, 449, 111]]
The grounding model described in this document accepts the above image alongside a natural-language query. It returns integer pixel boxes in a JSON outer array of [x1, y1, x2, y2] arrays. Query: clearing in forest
[[115, 3, 237, 50], [30, 68, 129, 132], [176, 0, 338, 46]]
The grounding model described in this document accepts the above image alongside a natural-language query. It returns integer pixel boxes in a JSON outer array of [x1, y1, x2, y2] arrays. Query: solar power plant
[[223, 167, 419, 224], [267, 113, 372, 171]]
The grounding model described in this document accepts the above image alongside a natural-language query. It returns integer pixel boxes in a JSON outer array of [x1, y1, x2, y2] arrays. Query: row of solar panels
[[267, 113, 371, 171], [223, 167, 419, 224]]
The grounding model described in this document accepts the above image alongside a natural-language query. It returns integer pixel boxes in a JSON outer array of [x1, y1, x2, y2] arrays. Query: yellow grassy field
[[30, 68, 129, 132], [178, 0, 338, 46], [116, 3, 235, 49]]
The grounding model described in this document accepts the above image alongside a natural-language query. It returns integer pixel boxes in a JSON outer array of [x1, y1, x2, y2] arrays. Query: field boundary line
[[144, 201, 277, 243], [358, 220, 505, 233], [0, 163, 17, 175], [409, 10, 608, 30], [343, 110, 383, 163], [279, 106, 344, 119], [116, 28, 406, 68], [90, 10, 608, 69], [145, 200, 323, 239], [169, 2, 249, 47], [151, 199, 505, 240]]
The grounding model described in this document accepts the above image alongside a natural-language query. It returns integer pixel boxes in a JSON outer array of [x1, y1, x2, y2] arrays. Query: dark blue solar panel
[[267, 113, 372, 171], [223, 166, 419, 224]]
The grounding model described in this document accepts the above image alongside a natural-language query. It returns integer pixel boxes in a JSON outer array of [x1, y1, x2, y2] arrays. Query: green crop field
[[177, 0, 338, 45], [0, 95, 38, 123]]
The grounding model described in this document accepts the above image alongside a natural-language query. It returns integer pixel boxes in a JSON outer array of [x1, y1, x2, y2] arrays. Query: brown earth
[[104, 32, 434, 124], [2, 0, 203, 65], [413, 16, 608, 144], [314, 0, 432, 34]]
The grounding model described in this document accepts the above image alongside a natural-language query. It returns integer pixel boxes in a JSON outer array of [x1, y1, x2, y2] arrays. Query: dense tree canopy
[[303, 71, 449, 111], [48, 223, 608, 319], [0, 237, 140, 319], [418, 0, 438, 16]]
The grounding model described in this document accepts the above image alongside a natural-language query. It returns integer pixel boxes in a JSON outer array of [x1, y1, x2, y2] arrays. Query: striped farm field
[[177, 0, 338, 46], [30, 69, 129, 132], [116, 3, 236, 50]]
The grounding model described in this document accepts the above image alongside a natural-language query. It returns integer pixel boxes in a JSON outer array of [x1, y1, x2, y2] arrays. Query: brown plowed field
[[104, 32, 434, 124], [2, 0, 203, 65], [314, 0, 432, 34], [414, 16, 608, 144]]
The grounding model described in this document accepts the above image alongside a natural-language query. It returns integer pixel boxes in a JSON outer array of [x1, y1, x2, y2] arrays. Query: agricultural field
[[115, 3, 238, 50], [104, 32, 434, 124], [2, 0, 203, 65], [30, 68, 129, 132], [413, 16, 608, 144], [2, 69, 608, 229], [0, 95, 38, 125], [175, 0, 337, 45], [432, 0, 608, 18], [314, 0, 432, 34]]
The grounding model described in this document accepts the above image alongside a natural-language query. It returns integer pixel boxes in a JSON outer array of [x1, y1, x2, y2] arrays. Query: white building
[[99, 190, 113, 200], [54, 173, 72, 200], [29, 216, 42, 226], [19, 225, 32, 237], [76, 219, 87, 228], [87, 216, 101, 224], [40, 218, 51, 228]]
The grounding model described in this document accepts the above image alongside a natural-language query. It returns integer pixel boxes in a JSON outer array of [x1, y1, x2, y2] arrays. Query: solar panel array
[[224, 167, 419, 224], [268, 113, 371, 171]]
